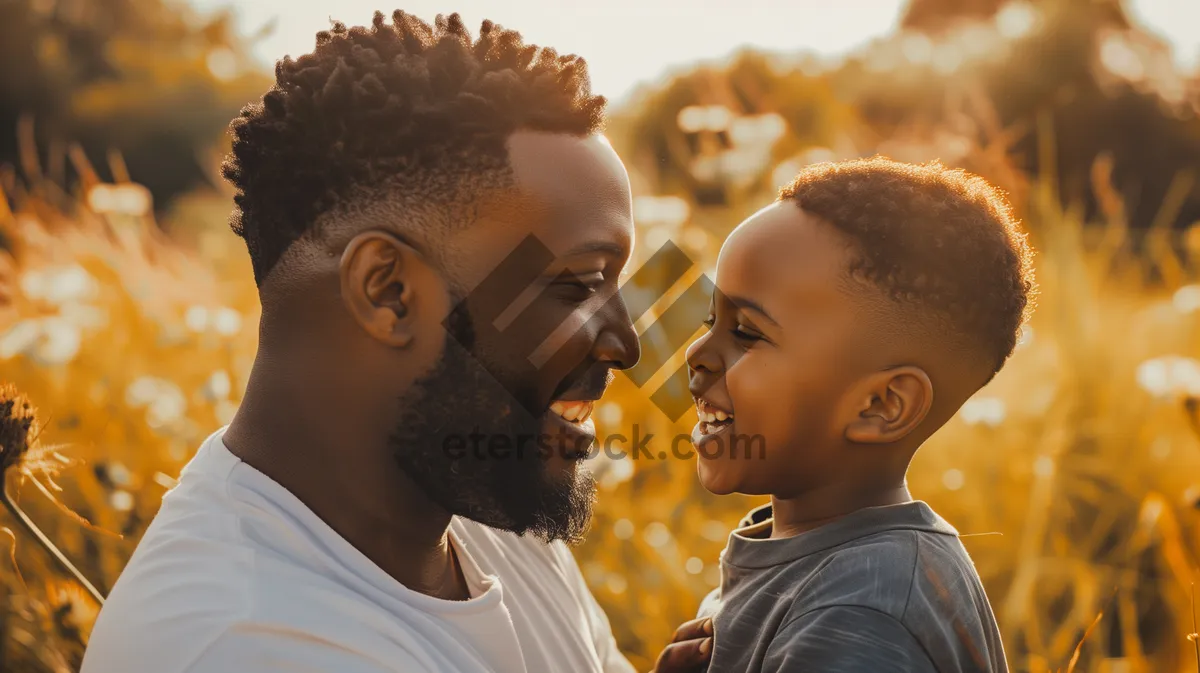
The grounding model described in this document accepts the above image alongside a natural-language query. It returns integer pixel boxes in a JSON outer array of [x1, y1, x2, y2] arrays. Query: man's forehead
[[506, 131, 628, 198], [456, 132, 632, 260]]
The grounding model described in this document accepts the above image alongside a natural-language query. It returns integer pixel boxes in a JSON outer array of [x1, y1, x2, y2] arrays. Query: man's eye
[[702, 315, 715, 328], [554, 280, 598, 299]]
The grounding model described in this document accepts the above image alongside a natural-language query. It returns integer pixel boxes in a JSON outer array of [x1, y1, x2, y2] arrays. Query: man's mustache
[[553, 368, 615, 401]]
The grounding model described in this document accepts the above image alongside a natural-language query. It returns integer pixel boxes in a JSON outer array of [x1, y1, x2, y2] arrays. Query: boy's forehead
[[716, 202, 846, 291], [705, 199, 859, 316]]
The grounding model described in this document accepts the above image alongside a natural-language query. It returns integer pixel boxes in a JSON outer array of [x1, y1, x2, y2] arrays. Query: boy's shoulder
[[706, 503, 1006, 672], [791, 525, 930, 620], [698, 527, 927, 620], [724, 501, 978, 623]]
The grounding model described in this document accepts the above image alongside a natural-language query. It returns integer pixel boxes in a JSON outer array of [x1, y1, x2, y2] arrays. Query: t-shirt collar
[[722, 500, 959, 570]]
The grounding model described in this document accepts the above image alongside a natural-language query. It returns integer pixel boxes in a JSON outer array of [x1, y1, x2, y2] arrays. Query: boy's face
[[686, 201, 876, 496]]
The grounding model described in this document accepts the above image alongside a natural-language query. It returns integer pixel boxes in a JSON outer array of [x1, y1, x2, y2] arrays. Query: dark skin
[[687, 201, 985, 538], [223, 131, 710, 670]]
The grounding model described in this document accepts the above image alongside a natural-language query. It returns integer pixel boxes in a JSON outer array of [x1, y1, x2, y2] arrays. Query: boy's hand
[[651, 617, 713, 672]]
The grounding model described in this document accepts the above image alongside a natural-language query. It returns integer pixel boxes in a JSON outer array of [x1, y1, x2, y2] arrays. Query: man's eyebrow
[[726, 294, 780, 327]]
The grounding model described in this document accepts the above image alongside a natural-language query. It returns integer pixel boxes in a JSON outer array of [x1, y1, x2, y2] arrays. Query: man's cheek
[[528, 312, 591, 373]]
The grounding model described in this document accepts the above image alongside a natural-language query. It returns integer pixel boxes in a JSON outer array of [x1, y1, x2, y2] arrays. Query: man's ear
[[339, 230, 422, 348], [844, 366, 934, 445]]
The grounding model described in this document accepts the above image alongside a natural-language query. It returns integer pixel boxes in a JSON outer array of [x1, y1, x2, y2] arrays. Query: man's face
[[391, 132, 639, 542]]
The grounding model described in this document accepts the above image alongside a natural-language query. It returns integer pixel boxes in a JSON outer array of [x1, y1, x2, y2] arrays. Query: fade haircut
[[779, 157, 1036, 379], [222, 11, 606, 286]]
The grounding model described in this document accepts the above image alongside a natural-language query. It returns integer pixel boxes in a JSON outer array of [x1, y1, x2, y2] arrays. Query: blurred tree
[[902, 0, 1009, 30], [613, 50, 854, 230], [0, 0, 271, 211], [612, 0, 1200, 239], [846, 0, 1200, 235]]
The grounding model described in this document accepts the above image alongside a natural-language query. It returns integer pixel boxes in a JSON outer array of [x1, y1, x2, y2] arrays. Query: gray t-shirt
[[697, 501, 1007, 672]]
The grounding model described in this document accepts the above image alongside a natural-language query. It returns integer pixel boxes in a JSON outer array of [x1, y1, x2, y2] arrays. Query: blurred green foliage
[[619, 0, 1200, 238], [0, 0, 270, 211]]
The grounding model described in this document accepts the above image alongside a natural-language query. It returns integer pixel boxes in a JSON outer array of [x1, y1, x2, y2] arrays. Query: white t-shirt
[[81, 428, 637, 673]]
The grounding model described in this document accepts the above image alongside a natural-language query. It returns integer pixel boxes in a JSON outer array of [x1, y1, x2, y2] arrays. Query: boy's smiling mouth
[[695, 398, 734, 437]]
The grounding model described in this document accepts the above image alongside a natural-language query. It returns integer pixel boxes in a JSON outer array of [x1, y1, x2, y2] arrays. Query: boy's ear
[[844, 366, 934, 445], [339, 230, 422, 349]]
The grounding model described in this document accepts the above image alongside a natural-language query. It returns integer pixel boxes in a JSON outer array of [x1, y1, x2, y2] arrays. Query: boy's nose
[[685, 333, 724, 397]]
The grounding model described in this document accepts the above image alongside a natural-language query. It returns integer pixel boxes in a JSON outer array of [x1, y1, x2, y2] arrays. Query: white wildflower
[[0, 320, 41, 359], [32, 317, 81, 366]]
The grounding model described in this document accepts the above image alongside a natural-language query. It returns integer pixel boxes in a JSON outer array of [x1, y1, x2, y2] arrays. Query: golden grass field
[[0, 117, 1199, 673]]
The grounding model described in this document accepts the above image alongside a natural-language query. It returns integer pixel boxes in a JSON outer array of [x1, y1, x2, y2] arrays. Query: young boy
[[685, 157, 1033, 672]]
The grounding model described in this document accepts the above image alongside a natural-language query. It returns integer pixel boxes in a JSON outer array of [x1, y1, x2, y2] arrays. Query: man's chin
[[539, 410, 597, 461], [520, 458, 597, 544]]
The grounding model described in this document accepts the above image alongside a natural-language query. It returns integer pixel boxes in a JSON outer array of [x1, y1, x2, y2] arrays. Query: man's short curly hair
[[221, 11, 606, 286], [779, 157, 1036, 378]]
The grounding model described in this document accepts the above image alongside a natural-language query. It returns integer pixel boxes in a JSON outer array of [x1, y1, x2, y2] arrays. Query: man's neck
[[768, 480, 913, 540], [222, 360, 469, 601]]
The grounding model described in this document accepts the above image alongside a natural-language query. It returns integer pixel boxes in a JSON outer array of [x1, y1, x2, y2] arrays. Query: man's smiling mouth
[[549, 400, 595, 424]]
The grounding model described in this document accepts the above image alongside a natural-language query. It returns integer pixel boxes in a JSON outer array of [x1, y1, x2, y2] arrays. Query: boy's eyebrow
[[726, 294, 780, 327]]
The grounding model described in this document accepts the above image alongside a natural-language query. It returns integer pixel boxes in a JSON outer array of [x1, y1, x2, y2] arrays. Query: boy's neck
[[768, 482, 913, 540]]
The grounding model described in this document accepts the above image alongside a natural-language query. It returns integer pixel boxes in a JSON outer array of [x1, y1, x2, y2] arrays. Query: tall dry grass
[[0, 127, 1198, 673]]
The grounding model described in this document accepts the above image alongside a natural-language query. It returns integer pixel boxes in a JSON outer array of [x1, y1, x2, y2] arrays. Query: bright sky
[[193, 0, 1200, 105]]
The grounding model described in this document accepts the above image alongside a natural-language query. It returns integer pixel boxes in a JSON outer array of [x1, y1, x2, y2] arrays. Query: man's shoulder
[[81, 520, 256, 672], [81, 433, 260, 672]]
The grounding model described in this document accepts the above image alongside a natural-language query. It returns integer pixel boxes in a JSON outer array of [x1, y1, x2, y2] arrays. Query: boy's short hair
[[779, 157, 1035, 379]]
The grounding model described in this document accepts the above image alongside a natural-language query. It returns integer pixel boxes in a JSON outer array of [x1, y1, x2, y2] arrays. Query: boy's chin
[[696, 458, 743, 496]]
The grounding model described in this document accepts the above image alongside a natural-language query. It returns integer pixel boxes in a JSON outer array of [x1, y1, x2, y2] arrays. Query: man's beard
[[389, 299, 596, 544]]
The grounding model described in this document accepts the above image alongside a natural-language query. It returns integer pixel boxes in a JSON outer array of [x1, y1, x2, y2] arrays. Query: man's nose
[[593, 297, 640, 370]]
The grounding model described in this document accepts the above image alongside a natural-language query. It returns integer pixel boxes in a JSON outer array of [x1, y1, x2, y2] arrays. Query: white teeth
[[695, 400, 733, 423], [551, 401, 594, 423]]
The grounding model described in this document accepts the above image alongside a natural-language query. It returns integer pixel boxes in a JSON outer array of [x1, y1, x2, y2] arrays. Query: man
[[82, 11, 709, 673]]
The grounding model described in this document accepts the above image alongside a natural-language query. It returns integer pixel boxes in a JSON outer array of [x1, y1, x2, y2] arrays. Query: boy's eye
[[702, 314, 715, 328], [733, 325, 762, 342]]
